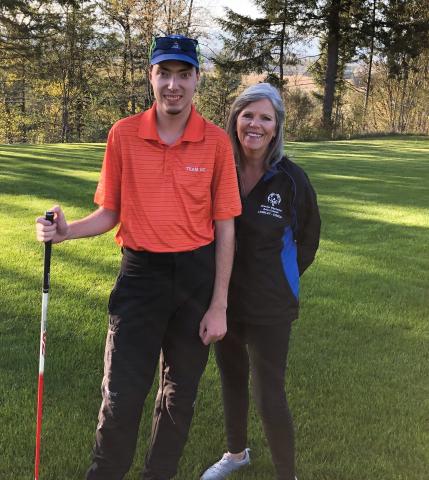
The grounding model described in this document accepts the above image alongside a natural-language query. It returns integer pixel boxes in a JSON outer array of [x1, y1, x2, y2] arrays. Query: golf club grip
[[43, 211, 54, 293]]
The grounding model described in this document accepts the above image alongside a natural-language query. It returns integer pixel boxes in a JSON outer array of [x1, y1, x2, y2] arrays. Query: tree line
[[1, 0, 428, 144]]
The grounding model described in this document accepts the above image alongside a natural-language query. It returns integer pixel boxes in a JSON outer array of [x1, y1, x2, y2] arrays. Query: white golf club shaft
[[35, 211, 54, 480]]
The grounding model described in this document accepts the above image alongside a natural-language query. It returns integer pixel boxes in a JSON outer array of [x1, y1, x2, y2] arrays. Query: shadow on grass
[[287, 137, 429, 210], [1, 139, 428, 479], [0, 144, 104, 209], [2, 223, 427, 480], [0, 143, 105, 172]]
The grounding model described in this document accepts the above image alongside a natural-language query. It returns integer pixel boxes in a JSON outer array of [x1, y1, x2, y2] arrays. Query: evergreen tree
[[217, 1, 315, 90], [0, 0, 47, 142], [379, 0, 429, 131], [195, 51, 242, 128], [312, 0, 372, 136]]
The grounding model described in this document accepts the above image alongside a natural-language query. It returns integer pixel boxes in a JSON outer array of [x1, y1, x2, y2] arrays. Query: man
[[36, 34, 241, 480]]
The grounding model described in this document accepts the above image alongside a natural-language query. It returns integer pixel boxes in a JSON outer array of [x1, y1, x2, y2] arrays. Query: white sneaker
[[200, 448, 250, 479]]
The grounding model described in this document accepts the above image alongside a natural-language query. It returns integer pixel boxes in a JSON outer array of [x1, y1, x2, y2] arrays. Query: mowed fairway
[[0, 138, 428, 480]]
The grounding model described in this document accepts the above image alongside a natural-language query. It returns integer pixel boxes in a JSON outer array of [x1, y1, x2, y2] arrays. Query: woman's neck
[[239, 155, 266, 197], [241, 152, 265, 174]]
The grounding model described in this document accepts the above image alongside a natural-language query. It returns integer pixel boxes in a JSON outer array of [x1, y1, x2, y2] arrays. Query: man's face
[[150, 61, 199, 116]]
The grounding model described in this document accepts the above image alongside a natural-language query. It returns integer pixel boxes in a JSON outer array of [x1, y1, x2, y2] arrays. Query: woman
[[200, 83, 321, 480]]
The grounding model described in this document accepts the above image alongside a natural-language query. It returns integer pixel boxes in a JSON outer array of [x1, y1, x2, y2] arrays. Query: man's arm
[[199, 218, 235, 346], [35, 205, 119, 244]]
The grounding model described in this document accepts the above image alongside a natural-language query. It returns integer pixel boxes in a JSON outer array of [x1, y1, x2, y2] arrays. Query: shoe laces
[[211, 453, 237, 471]]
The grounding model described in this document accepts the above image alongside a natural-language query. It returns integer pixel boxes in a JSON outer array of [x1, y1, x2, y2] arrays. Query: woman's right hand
[[35, 205, 70, 244]]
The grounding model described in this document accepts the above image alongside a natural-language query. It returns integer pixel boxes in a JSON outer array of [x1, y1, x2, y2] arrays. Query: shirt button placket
[[164, 148, 172, 178]]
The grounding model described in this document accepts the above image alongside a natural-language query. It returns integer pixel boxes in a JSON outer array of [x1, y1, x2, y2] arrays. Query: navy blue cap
[[150, 35, 199, 69]]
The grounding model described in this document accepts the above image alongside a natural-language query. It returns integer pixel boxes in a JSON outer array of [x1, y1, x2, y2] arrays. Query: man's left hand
[[199, 306, 227, 345]]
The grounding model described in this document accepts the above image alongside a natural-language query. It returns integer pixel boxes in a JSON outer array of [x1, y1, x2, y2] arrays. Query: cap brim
[[150, 53, 199, 68]]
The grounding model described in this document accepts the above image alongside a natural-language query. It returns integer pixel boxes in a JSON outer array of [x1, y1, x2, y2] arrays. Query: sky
[[200, 0, 318, 59], [209, 0, 261, 18], [199, 0, 261, 56]]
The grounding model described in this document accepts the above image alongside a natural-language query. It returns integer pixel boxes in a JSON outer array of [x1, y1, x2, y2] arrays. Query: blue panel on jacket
[[281, 227, 299, 299]]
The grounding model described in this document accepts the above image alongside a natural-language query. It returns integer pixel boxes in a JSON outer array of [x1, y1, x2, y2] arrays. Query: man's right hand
[[35, 205, 69, 244]]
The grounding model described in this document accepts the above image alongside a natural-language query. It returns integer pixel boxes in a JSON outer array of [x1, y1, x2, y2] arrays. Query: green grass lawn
[[1, 138, 428, 480]]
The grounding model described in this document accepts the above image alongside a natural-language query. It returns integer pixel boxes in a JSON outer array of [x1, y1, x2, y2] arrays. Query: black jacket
[[279, 156, 321, 276], [227, 156, 321, 325]]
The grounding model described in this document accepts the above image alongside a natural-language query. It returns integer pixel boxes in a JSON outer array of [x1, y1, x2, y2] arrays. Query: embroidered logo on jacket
[[267, 193, 281, 206], [258, 192, 283, 219]]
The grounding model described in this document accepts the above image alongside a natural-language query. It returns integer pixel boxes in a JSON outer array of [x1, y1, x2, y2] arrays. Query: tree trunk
[[61, 6, 76, 142], [124, 16, 136, 114], [61, 83, 70, 143], [165, 0, 173, 35], [76, 11, 84, 142], [322, 0, 341, 137], [121, 16, 129, 116], [3, 85, 12, 143], [398, 66, 409, 133], [20, 66, 27, 143], [144, 0, 157, 107], [186, 0, 194, 35], [363, 0, 376, 128], [279, 16, 286, 91]]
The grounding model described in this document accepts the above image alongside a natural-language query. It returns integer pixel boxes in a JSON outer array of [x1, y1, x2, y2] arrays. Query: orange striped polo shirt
[[94, 104, 241, 252]]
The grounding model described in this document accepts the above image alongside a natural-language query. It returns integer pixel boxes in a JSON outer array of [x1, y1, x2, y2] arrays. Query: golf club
[[34, 210, 54, 480]]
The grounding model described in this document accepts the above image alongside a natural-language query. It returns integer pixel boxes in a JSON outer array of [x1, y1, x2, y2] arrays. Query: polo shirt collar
[[138, 103, 205, 143], [182, 105, 205, 142]]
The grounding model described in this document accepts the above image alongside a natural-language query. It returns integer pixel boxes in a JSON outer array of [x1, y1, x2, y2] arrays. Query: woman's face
[[236, 98, 277, 159]]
